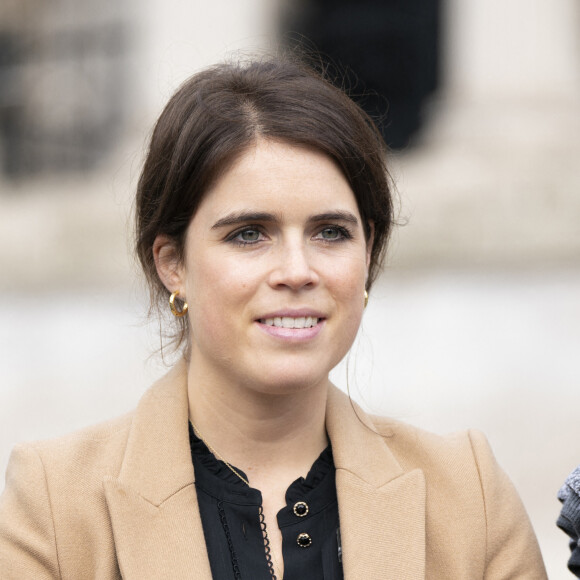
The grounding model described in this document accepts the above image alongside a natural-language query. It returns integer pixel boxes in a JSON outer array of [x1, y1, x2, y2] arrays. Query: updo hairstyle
[[135, 55, 395, 350]]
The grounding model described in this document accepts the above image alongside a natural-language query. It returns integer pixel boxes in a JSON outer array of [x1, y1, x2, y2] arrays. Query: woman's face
[[173, 139, 370, 395]]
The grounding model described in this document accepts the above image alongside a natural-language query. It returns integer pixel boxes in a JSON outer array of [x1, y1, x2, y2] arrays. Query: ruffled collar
[[189, 422, 337, 520]]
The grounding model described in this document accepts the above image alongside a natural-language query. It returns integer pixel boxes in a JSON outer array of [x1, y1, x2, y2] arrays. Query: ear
[[153, 235, 184, 294]]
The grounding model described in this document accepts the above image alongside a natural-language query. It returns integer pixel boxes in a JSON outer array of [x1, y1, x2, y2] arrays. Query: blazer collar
[[103, 360, 213, 579], [326, 386, 426, 579], [104, 364, 426, 579], [112, 360, 193, 505]]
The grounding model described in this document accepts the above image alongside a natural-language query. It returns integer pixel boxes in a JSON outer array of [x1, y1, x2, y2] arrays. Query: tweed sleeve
[[557, 465, 580, 577], [468, 430, 547, 580], [0, 444, 61, 579]]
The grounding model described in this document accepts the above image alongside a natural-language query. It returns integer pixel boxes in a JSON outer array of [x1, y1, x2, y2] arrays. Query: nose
[[268, 238, 320, 291]]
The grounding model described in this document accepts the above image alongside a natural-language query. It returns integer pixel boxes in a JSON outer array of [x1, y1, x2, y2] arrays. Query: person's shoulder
[[14, 411, 134, 480], [370, 413, 481, 446], [27, 410, 133, 449], [11, 362, 187, 480], [368, 414, 494, 477]]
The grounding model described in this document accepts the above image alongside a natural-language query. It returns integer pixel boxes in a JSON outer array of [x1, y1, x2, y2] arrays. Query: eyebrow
[[211, 210, 359, 229], [311, 211, 359, 225], [211, 211, 280, 229]]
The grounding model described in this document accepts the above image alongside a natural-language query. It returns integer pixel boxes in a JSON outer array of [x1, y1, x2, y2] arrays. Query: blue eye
[[229, 227, 264, 245], [315, 225, 351, 241], [240, 229, 260, 242], [320, 227, 341, 239]]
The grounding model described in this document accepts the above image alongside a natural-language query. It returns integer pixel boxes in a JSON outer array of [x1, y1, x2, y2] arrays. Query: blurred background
[[1, 0, 579, 576]]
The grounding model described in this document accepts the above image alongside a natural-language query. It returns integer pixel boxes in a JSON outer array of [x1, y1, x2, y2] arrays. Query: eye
[[320, 227, 340, 240], [314, 225, 352, 242], [239, 229, 261, 242], [228, 227, 265, 246]]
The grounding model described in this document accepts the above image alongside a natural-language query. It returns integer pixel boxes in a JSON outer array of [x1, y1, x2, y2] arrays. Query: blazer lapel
[[103, 361, 213, 579], [326, 387, 426, 580], [102, 365, 425, 579]]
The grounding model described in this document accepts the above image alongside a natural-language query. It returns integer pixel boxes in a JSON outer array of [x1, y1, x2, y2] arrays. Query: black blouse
[[189, 424, 344, 579]]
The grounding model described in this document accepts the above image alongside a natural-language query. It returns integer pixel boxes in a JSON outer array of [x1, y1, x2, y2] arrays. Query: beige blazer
[[0, 362, 547, 579]]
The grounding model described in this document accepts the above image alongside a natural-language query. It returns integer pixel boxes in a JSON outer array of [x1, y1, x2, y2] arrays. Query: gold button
[[293, 501, 309, 517], [297, 532, 312, 548]]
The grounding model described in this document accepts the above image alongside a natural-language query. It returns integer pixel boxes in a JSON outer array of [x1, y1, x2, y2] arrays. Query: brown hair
[[136, 55, 395, 350]]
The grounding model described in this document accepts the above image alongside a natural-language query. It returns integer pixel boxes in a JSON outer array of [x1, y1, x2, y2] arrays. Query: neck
[[186, 364, 329, 484]]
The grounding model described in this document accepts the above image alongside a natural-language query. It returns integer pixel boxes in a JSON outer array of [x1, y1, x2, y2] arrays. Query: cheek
[[186, 281, 240, 360], [328, 255, 367, 296], [186, 257, 258, 329], [328, 261, 367, 330]]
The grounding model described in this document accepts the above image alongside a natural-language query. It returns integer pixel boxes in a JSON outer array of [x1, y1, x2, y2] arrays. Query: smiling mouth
[[260, 316, 320, 329]]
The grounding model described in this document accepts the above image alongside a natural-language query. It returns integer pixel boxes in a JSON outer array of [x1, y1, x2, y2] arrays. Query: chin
[[247, 363, 333, 397], [234, 345, 350, 396]]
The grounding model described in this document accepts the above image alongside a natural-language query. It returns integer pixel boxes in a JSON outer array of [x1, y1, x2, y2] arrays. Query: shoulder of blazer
[[369, 413, 478, 452], [10, 360, 190, 515], [0, 362, 193, 580], [20, 359, 188, 480], [0, 413, 135, 579], [366, 414, 492, 486], [22, 411, 134, 475]]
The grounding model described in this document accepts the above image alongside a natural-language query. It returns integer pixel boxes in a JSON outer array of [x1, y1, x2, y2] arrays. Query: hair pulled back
[[136, 55, 395, 351]]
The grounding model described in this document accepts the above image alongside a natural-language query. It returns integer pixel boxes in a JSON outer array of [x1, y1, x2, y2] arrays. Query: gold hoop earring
[[364, 290, 369, 309], [169, 290, 188, 317]]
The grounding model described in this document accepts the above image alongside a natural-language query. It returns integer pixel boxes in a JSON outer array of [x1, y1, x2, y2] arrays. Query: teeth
[[262, 317, 319, 328]]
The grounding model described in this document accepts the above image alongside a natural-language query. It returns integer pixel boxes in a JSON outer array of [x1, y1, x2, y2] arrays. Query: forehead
[[195, 140, 359, 220]]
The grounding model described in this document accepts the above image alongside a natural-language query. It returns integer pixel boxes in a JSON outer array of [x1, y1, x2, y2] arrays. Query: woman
[[0, 56, 546, 579]]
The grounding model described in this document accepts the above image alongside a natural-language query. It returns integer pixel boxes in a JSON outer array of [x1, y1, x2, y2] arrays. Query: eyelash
[[226, 226, 266, 247], [314, 225, 353, 242], [227, 224, 353, 247]]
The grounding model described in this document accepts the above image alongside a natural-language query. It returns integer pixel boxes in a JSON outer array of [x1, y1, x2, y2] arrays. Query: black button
[[297, 533, 312, 548], [293, 501, 309, 517]]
